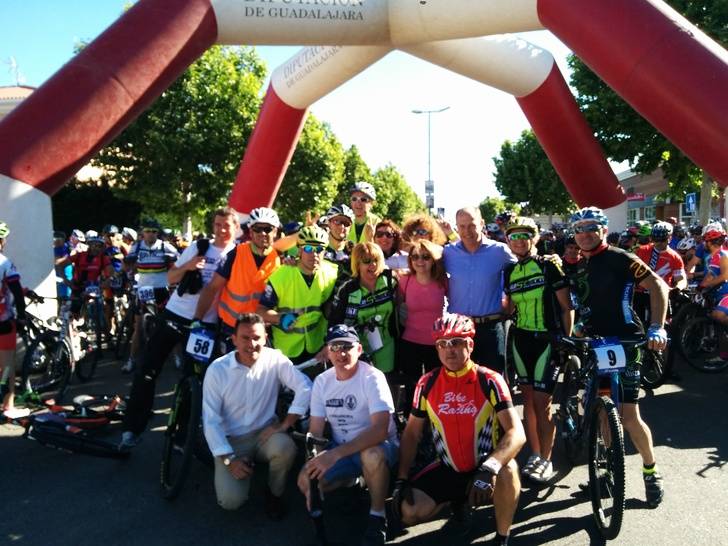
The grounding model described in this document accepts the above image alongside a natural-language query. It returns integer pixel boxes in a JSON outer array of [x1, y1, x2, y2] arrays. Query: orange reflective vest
[[218, 242, 280, 327]]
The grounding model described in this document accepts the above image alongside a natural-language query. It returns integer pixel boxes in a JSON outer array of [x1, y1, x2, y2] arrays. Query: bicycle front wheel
[[681, 316, 728, 373], [76, 302, 103, 382], [589, 396, 626, 540], [556, 355, 587, 465], [160, 375, 201, 500], [20, 332, 72, 401], [640, 349, 668, 390]]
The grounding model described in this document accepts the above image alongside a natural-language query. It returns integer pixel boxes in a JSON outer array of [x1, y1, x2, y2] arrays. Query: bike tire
[[640, 349, 668, 390], [670, 303, 702, 357], [20, 332, 72, 401], [114, 303, 134, 360], [29, 422, 130, 459], [680, 316, 728, 373], [76, 302, 102, 382], [556, 355, 587, 465], [160, 375, 201, 500], [588, 396, 626, 540]]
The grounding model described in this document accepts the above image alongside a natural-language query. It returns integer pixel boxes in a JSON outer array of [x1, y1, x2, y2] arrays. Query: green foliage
[[478, 196, 518, 224], [274, 118, 345, 222], [492, 130, 576, 216], [92, 46, 267, 231], [568, 0, 727, 201], [371, 164, 426, 223]]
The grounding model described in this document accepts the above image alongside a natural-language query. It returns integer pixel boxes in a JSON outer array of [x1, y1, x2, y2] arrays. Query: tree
[[568, 0, 727, 216], [274, 117, 345, 222], [493, 130, 576, 216], [92, 46, 267, 231], [478, 196, 519, 224], [371, 164, 426, 223]]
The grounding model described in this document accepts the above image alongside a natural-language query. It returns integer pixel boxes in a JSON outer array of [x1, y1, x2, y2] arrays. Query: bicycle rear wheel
[[29, 422, 130, 459], [640, 349, 668, 390], [556, 355, 587, 465], [680, 316, 728, 373], [76, 301, 103, 382], [114, 305, 134, 360], [160, 375, 201, 500], [589, 396, 626, 540], [20, 332, 72, 402]]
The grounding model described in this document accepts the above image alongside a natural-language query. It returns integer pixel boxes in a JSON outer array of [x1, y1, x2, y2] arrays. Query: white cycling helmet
[[351, 181, 376, 201], [71, 229, 86, 242], [247, 207, 280, 227], [676, 237, 696, 251], [122, 227, 138, 240]]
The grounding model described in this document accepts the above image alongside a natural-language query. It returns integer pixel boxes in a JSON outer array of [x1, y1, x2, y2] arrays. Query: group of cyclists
[[4, 180, 728, 544]]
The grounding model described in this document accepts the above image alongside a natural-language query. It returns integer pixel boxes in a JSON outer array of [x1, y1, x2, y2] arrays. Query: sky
[[0, 0, 585, 219]]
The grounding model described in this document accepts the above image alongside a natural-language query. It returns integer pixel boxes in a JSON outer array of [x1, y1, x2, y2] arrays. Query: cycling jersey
[[503, 255, 568, 332], [706, 249, 728, 298], [411, 362, 512, 473], [636, 244, 685, 287], [125, 239, 178, 287], [0, 254, 20, 321], [572, 245, 651, 336], [70, 252, 112, 287]]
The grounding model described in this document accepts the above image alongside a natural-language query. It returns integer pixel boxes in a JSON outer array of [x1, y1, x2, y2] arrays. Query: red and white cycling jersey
[[636, 244, 685, 287], [411, 361, 512, 473]]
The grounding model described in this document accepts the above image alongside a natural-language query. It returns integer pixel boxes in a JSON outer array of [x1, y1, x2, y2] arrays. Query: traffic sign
[[685, 192, 696, 213]]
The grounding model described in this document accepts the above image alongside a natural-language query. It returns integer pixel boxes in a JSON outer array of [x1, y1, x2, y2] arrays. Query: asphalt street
[[3, 352, 727, 545]]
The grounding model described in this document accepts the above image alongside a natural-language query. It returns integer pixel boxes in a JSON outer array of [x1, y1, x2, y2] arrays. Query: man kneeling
[[202, 313, 312, 518], [392, 314, 526, 545], [298, 324, 399, 546]]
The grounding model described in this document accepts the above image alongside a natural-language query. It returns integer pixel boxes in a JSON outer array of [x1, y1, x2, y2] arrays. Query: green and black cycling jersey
[[572, 244, 651, 337], [504, 255, 568, 332]]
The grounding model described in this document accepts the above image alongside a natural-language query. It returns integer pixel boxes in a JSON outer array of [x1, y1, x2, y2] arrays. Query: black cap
[[325, 324, 359, 344]]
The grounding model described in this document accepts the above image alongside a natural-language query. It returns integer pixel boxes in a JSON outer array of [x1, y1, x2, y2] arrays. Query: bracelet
[[447, 232, 458, 242], [479, 457, 502, 476]]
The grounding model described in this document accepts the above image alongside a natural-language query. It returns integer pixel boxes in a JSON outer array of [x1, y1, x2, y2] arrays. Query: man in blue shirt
[[444, 207, 515, 372]]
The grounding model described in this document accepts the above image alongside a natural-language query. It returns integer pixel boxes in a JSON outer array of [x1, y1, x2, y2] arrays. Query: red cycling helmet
[[702, 223, 726, 243], [432, 313, 476, 341]]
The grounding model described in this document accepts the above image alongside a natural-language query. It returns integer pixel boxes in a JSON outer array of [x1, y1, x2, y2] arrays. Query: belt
[[470, 313, 502, 324]]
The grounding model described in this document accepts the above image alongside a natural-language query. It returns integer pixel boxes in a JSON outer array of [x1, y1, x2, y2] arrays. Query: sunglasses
[[435, 338, 469, 349], [413, 228, 430, 236], [573, 223, 602, 234], [301, 245, 325, 254], [328, 342, 355, 353], [375, 231, 394, 239], [651, 236, 668, 243], [330, 218, 352, 227], [359, 257, 378, 265], [351, 196, 371, 203], [251, 225, 275, 234], [411, 253, 432, 261], [508, 232, 533, 241]]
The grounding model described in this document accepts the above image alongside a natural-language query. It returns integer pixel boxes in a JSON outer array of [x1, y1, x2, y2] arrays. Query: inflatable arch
[[0, 0, 726, 296]]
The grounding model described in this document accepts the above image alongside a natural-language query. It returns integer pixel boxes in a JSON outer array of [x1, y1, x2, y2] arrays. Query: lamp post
[[412, 106, 450, 213]]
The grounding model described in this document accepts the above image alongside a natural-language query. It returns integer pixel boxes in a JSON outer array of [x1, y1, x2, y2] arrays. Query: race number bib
[[84, 285, 100, 297], [186, 329, 215, 363], [138, 286, 156, 303], [592, 338, 626, 374]]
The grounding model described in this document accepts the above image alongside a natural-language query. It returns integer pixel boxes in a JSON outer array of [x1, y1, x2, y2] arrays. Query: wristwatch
[[223, 454, 237, 466]]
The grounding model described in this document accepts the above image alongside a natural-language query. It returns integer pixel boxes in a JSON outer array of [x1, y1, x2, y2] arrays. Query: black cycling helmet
[[102, 224, 119, 235], [140, 218, 161, 231], [606, 232, 621, 245], [496, 210, 516, 225], [325, 204, 355, 222]]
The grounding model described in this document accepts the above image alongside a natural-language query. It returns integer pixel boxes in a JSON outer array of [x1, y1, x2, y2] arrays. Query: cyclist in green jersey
[[503, 217, 573, 483]]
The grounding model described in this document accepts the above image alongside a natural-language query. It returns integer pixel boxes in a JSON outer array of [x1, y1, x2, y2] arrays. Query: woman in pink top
[[396, 239, 447, 391]]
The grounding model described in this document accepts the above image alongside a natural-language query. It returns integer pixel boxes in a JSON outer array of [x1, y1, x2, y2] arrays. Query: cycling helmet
[[71, 229, 85, 242], [702, 223, 726, 242], [140, 218, 161, 231], [689, 224, 703, 237], [651, 221, 673, 240], [495, 210, 516, 225], [282, 221, 303, 236], [564, 232, 577, 246], [486, 223, 500, 234], [122, 227, 137, 240], [102, 224, 119, 235], [676, 237, 696, 251], [540, 229, 554, 238], [297, 225, 328, 246], [325, 204, 355, 222], [248, 207, 280, 227], [85, 229, 99, 239], [505, 216, 538, 235], [53, 230, 66, 241], [673, 226, 686, 239], [86, 230, 103, 244], [351, 182, 376, 201], [636, 221, 652, 238], [569, 207, 608, 227], [432, 313, 476, 341], [606, 232, 621, 245], [0, 222, 9, 239]]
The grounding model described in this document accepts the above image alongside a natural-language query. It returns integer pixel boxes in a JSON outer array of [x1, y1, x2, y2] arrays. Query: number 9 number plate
[[592, 338, 626, 374]]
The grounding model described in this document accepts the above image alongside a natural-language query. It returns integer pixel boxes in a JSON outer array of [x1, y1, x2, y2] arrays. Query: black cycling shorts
[[510, 328, 560, 393], [410, 461, 473, 504]]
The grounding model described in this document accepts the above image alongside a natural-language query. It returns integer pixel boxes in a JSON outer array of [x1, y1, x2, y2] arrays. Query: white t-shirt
[[385, 251, 409, 271], [310, 361, 398, 446], [165, 240, 234, 322]]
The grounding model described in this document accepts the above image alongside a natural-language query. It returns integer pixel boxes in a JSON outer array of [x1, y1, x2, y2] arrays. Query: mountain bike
[[293, 431, 331, 545], [679, 314, 728, 373], [556, 335, 649, 540], [74, 284, 106, 382]]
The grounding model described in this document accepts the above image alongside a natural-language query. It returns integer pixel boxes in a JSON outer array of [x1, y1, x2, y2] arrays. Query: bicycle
[[679, 313, 728, 373], [74, 283, 107, 382], [292, 431, 331, 545], [556, 334, 649, 540]]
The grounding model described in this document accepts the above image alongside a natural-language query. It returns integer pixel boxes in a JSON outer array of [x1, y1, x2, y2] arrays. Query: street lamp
[[412, 106, 450, 213]]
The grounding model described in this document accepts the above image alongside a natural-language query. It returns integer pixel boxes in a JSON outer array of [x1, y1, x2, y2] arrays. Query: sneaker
[[361, 514, 386, 546], [119, 431, 140, 450], [264, 489, 287, 520], [121, 358, 135, 374], [521, 454, 542, 478], [529, 459, 554, 484], [3, 407, 31, 419], [644, 471, 664, 508], [440, 501, 472, 537]]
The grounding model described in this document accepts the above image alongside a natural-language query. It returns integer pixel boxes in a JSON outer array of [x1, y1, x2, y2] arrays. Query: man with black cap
[[297, 324, 398, 545]]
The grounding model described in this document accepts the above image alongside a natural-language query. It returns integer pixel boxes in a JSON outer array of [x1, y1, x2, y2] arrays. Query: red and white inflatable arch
[[0, 0, 726, 295]]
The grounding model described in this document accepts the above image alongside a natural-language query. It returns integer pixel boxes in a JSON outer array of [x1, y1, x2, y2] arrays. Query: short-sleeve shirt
[[310, 361, 398, 446], [572, 245, 651, 336], [0, 254, 20, 321], [706, 249, 728, 298], [411, 362, 512, 473], [126, 239, 178, 287], [70, 252, 112, 286], [444, 239, 516, 316], [636, 244, 685, 287]]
